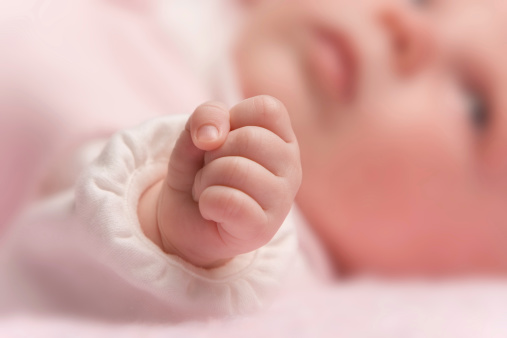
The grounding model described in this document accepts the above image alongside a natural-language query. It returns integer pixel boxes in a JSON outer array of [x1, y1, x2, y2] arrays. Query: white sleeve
[[14, 116, 298, 321]]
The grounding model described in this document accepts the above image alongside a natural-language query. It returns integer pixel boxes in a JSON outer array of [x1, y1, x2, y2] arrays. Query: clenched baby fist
[[139, 96, 302, 268]]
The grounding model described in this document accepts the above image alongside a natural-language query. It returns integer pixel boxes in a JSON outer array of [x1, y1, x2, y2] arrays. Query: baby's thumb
[[188, 102, 230, 151], [166, 102, 230, 194]]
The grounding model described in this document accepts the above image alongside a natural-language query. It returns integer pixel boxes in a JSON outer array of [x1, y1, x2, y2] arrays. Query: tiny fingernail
[[196, 125, 219, 142]]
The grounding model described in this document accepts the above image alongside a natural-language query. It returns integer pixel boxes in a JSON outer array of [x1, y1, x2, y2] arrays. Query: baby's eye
[[464, 89, 489, 130], [408, 0, 434, 9], [409, 0, 430, 7]]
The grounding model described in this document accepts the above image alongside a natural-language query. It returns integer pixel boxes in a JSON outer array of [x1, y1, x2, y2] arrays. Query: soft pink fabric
[[3, 280, 507, 337], [0, 0, 210, 232]]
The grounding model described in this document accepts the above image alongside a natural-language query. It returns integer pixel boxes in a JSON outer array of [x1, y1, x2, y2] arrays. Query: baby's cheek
[[306, 121, 474, 274], [343, 123, 465, 209]]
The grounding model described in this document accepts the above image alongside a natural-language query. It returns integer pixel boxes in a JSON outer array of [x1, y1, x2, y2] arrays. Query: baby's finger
[[166, 127, 204, 194], [229, 95, 296, 144], [204, 126, 300, 178], [157, 188, 243, 266], [193, 156, 289, 212], [167, 102, 230, 194], [199, 185, 271, 250], [188, 101, 230, 151]]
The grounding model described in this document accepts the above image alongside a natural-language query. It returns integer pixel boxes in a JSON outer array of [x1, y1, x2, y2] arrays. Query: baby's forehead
[[445, 0, 507, 75], [457, 0, 507, 33]]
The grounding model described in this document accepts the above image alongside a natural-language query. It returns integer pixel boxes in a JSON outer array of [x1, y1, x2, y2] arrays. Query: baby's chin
[[316, 221, 507, 279], [330, 245, 507, 279]]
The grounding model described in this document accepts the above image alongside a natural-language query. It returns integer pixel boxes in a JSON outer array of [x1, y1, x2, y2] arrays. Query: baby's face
[[235, 0, 507, 276]]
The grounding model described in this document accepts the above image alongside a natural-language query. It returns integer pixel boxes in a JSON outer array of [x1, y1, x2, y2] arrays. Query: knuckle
[[192, 101, 228, 125], [205, 157, 250, 188], [284, 150, 302, 185], [253, 95, 285, 120], [284, 142, 298, 162], [226, 157, 249, 186], [274, 168, 300, 201], [220, 191, 242, 221], [235, 127, 257, 153], [273, 144, 300, 178], [195, 101, 227, 114]]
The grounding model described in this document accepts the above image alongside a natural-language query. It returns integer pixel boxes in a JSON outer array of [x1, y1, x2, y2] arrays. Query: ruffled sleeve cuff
[[75, 114, 299, 318]]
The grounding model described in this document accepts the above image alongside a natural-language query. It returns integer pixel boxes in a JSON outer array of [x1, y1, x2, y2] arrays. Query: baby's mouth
[[305, 26, 358, 102]]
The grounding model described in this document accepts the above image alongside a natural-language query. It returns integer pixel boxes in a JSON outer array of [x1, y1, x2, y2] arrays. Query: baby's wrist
[[138, 180, 165, 250], [162, 237, 232, 269], [138, 179, 231, 268]]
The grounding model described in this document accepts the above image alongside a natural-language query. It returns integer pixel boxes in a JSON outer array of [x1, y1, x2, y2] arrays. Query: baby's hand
[[143, 96, 302, 268]]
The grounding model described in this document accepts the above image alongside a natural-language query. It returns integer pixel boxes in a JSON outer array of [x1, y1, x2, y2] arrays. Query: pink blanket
[[4, 280, 507, 337]]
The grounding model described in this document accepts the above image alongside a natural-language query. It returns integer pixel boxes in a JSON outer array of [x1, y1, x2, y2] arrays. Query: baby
[[141, 0, 507, 276], [2, 0, 507, 323]]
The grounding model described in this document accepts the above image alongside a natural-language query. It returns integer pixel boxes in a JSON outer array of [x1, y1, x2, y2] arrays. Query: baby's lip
[[305, 25, 358, 102]]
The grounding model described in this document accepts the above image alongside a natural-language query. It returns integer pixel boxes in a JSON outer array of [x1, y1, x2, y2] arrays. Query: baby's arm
[[0, 96, 303, 320], [139, 95, 302, 268]]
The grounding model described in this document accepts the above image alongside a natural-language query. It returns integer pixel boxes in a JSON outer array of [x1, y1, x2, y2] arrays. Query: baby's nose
[[379, 4, 436, 76]]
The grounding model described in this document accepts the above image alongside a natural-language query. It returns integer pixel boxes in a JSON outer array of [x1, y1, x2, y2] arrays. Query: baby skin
[[139, 96, 302, 268]]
